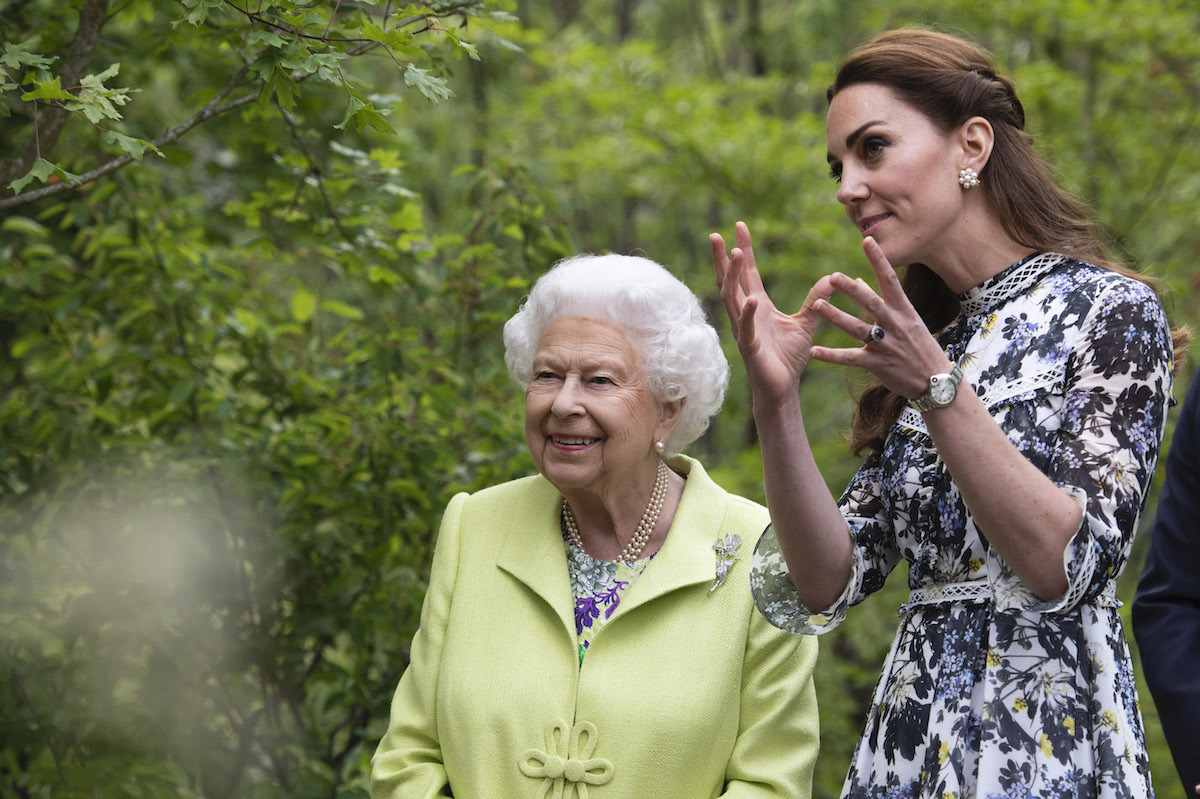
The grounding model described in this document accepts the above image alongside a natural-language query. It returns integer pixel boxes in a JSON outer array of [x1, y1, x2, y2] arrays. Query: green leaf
[[104, 130, 149, 160], [291, 288, 316, 323], [176, 0, 222, 26], [334, 96, 365, 130], [482, 30, 525, 54], [271, 70, 296, 112], [442, 29, 480, 61], [403, 66, 453, 103], [1, 41, 58, 71], [10, 333, 43, 358], [232, 308, 262, 335], [7, 158, 81, 194], [368, 148, 405, 171], [88, 406, 122, 427], [1, 216, 48, 237], [389, 202, 423, 232], [361, 23, 422, 58], [21, 76, 73, 102], [68, 63, 132, 123], [309, 52, 348, 70], [320, 300, 364, 321], [248, 30, 289, 48], [167, 378, 195, 407], [334, 96, 395, 134], [368, 265, 401, 286]]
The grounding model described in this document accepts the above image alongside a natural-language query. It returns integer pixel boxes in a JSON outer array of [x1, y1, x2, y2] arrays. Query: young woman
[[712, 28, 1185, 799]]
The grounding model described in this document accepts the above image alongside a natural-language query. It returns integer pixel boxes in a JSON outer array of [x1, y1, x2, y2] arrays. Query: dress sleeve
[[370, 493, 466, 799], [719, 582, 821, 797], [749, 452, 902, 634], [989, 278, 1174, 613]]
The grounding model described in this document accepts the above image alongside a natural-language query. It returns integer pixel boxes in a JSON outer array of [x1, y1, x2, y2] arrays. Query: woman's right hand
[[710, 222, 832, 407]]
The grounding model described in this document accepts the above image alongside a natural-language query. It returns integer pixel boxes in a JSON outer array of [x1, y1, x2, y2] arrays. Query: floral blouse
[[750, 252, 1174, 799], [564, 535, 655, 664]]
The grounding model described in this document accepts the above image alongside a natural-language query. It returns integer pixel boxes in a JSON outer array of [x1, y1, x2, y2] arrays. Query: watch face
[[930, 375, 957, 406]]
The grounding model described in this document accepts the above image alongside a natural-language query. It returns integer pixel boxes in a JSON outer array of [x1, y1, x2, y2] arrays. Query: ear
[[957, 115, 995, 174], [655, 397, 686, 444]]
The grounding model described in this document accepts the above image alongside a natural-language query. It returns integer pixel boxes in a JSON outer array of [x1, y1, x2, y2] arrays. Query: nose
[[550, 376, 585, 417], [836, 164, 868, 207]]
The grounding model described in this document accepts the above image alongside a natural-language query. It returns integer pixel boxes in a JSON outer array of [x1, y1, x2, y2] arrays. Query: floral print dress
[[564, 533, 655, 664], [750, 253, 1174, 799]]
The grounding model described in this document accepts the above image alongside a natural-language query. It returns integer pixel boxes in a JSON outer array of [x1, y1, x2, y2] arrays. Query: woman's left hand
[[808, 236, 952, 397]]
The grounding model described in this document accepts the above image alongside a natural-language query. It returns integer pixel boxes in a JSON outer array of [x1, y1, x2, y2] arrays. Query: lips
[[858, 213, 891, 235], [550, 435, 599, 447]]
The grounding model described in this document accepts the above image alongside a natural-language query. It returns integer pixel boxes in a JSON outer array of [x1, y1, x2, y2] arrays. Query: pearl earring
[[654, 440, 665, 454], [958, 167, 980, 189]]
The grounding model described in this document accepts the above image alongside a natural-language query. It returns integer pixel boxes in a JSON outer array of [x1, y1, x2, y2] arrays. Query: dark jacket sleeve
[[1133, 368, 1200, 798]]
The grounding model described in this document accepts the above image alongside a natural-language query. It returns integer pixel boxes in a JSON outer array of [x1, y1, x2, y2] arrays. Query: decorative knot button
[[519, 719, 614, 799]]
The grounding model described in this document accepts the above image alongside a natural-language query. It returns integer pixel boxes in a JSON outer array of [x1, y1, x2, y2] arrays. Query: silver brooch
[[709, 534, 742, 594]]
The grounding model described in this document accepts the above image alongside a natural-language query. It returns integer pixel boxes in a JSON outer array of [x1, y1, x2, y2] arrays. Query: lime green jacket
[[370, 456, 819, 799]]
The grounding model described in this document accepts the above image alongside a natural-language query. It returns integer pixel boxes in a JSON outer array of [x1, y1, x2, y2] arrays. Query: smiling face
[[524, 316, 680, 502], [826, 82, 967, 269]]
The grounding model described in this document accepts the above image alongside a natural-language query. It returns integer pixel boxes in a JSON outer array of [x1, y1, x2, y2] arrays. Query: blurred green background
[[2, 0, 1196, 796]]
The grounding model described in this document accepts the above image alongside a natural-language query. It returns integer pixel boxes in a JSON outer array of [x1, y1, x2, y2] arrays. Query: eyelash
[[533, 371, 613, 385], [828, 136, 889, 183]]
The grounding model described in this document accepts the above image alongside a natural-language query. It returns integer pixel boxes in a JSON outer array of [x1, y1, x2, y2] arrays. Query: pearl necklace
[[561, 460, 669, 562]]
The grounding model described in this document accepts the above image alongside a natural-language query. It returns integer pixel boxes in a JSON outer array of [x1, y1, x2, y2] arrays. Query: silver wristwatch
[[911, 364, 964, 412]]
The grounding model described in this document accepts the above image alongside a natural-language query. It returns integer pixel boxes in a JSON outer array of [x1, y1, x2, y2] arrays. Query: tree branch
[[280, 108, 357, 246], [0, 0, 476, 211], [0, 0, 110, 196], [0, 62, 257, 211]]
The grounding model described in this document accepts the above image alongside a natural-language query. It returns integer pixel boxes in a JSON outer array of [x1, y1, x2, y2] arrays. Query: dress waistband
[[900, 579, 1119, 615]]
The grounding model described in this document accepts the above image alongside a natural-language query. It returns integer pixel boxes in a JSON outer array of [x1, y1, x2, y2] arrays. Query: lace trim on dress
[[974, 365, 1064, 408], [898, 254, 1075, 434], [898, 570, 1117, 616], [897, 405, 928, 433], [1030, 530, 1107, 613], [898, 364, 1066, 435], [958, 252, 1067, 318]]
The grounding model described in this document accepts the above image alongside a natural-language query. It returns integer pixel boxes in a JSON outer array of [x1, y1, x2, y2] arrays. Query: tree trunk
[[615, 0, 639, 42], [746, 0, 767, 76]]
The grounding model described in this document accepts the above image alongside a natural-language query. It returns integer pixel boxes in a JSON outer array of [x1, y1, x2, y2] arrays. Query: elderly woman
[[371, 253, 819, 799]]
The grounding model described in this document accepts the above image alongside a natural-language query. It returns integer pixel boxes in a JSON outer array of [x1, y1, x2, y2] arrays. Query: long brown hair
[[829, 29, 1188, 454]]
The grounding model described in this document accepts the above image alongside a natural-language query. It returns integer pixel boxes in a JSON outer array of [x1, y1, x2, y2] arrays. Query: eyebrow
[[826, 120, 885, 163]]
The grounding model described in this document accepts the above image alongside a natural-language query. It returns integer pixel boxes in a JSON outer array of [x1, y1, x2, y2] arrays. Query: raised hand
[[710, 221, 834, 406], [806, 236, 951, 399]]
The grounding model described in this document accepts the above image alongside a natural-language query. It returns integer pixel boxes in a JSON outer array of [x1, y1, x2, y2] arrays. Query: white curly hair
[[503, 253, 729, 457]]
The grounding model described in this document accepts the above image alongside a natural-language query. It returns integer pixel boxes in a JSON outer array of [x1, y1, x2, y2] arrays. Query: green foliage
[[2, 0, 1197, 796], [0, 151, 563, 794]]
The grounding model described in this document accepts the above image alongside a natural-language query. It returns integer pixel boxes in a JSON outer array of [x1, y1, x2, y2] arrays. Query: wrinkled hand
[[807, 236, 951, 398], [710, 222, 834, 406]]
